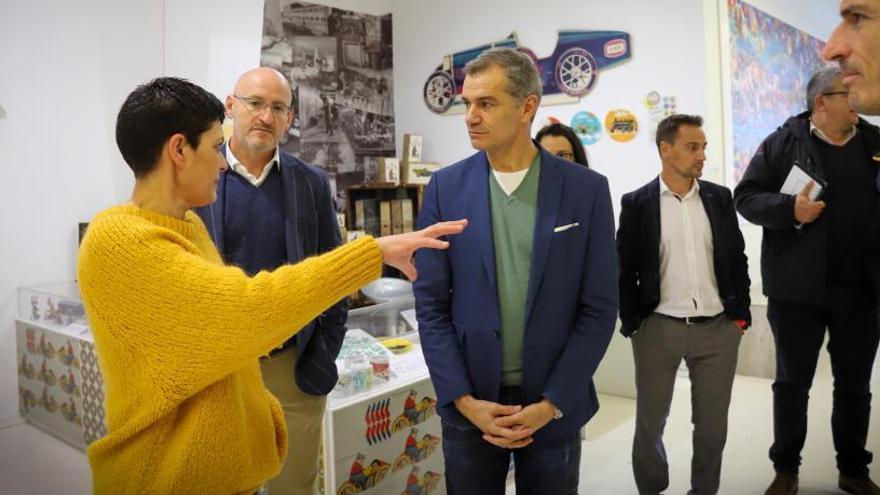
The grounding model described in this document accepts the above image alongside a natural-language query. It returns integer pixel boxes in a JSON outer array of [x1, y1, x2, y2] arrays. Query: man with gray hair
[[735, 66, 880, 495], [414, 47, 618, 494]]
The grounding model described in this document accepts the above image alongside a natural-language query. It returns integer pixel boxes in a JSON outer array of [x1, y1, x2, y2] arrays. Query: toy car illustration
[[424, 30, 631, 114]]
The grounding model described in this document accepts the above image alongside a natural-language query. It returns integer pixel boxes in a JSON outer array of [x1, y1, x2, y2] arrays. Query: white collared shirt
[[810, 121, 856, 146], [226, 143, 281, 187], [655, 177, 724, 318]]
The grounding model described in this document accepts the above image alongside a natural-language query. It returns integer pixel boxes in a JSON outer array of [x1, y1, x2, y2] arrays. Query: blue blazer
[[195, 146, 348, 396], [413, 148, 618, 440]]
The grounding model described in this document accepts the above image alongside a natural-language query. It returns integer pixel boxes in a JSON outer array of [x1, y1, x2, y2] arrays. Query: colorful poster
[[727, 0, 826, 183]]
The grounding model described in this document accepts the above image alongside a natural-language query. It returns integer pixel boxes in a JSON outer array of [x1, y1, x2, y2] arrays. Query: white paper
[[780, 164, 823, 200], [391, 347, 426, 379]]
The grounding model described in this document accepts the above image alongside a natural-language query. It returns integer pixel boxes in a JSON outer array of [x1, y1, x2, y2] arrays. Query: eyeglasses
[[554, 151, 575, 160], [233, 95, 290, 117], [822, 91, 849, 97]]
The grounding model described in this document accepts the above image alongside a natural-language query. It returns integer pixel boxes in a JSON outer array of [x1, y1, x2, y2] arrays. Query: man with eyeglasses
[[735, 67, 880, 495], [195, 67, 346, 494]]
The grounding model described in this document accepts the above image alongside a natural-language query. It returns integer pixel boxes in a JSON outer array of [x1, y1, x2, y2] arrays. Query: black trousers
[[767, 286, 880, 477]]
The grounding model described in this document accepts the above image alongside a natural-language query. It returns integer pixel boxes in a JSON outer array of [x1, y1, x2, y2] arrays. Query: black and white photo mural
[[262, 1, 395, 211]]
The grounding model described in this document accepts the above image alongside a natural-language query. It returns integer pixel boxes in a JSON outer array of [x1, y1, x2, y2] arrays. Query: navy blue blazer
[[413, 148, 618, 441], [617, 177, 751, 337], [195, 146, 348, 396]]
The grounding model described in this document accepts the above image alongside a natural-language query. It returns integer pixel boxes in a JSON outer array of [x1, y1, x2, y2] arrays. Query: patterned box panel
[[15, 320, 107, 451], [326, 378, 445, 495], [80, 340, 107, 445]]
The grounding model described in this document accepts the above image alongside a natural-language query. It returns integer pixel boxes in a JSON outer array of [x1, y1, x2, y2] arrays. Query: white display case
[[320, 298, 446, 495], [15, 282, 107, 451]]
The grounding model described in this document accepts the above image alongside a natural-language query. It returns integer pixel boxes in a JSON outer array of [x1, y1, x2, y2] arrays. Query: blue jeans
[[442, 386, 581, 495]]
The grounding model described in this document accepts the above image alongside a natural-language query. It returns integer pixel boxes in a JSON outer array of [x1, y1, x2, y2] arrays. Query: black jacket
[[734, 112, 880, 305], [195, 146, 348, 395], [617, 177, 751, 336]]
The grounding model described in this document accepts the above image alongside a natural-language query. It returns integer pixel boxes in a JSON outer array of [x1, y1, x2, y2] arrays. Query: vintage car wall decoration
[[423, 30, 632, 114]]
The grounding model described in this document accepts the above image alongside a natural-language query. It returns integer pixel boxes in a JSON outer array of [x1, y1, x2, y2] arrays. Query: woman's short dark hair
[[116, 77, 225, 177], [535, 123, 589, 167]]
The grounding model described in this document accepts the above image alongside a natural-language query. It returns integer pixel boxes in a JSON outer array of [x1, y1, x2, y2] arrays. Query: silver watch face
[[553, 407, 563, 419]]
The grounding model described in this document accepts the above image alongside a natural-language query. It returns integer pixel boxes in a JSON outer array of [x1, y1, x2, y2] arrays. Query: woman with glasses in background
[[536, 122, 589, 168]]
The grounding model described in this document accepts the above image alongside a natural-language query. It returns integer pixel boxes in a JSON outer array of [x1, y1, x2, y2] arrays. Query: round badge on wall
[[605, 109, 639, 142], [570, 111, 602, 145]]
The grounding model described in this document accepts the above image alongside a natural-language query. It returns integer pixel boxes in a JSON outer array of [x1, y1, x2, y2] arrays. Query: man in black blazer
[[195, 67, 346, 495], [618, 114, 750, 495]]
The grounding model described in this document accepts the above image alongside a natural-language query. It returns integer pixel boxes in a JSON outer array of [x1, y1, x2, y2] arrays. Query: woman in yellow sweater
[[77, 77, 465, 494]]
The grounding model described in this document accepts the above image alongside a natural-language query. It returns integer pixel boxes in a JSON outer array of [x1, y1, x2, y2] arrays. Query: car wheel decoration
[[423, 72, 455, 114], [555, 47, 597, 97]]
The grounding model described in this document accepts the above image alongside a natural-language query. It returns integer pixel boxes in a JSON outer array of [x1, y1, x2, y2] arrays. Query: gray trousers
[[631, 313, 742, 495]]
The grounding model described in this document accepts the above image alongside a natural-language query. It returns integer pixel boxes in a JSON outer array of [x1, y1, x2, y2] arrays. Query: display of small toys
[[18, 354, 36, 379], [337, 453, 391, 495], [39, 386, 58, 413], [391, 390, 437, 432], [60, 398, 82, 426], [44, 298, 61, 325], [38, 359, 58, 387], [333, 329, 395, 398], [59, 369, 81, 397], [57, 340, 81, 368], [392, 428, 441, 471], [30, 295, 87, 327], [57, 300, 86, 326], [30, 295, 40, 320]]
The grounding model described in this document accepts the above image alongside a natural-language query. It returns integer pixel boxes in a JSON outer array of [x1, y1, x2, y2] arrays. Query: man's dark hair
[[535, 123, 589, 168], [115, 77, 225, 177], [655, 114, 704, 151]]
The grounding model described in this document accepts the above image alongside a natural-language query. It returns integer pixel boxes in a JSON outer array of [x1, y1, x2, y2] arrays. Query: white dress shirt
[[226, 143, 280, 187], [655, 177, 724, 318]]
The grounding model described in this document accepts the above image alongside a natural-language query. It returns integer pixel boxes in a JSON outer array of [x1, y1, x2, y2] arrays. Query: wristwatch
[[552, 405, 563, 420]]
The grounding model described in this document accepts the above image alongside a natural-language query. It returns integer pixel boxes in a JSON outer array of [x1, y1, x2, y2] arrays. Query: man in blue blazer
[[195, 68, 346, 495], [414, 48, 618, 494]]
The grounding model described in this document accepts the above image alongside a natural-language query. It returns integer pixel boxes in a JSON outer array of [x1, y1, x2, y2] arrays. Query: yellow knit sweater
[[77, 205, 381, 494]]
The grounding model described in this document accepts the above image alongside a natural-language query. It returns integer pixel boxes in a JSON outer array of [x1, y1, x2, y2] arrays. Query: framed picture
[[404, 162, 442, 185], [377, 157, 400, 185], [403, 134, 423, 163]]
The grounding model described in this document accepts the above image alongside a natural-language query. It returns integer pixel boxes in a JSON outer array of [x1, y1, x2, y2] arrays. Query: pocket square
[[553, 222, 579, 233]]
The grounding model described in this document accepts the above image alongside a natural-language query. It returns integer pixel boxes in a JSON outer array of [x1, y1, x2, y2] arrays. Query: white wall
[[0, 0, 846, 424], [0, 0, 163, 426]]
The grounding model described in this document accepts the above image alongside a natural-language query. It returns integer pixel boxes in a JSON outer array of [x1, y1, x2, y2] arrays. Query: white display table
[[319, 298, 446, 495]]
